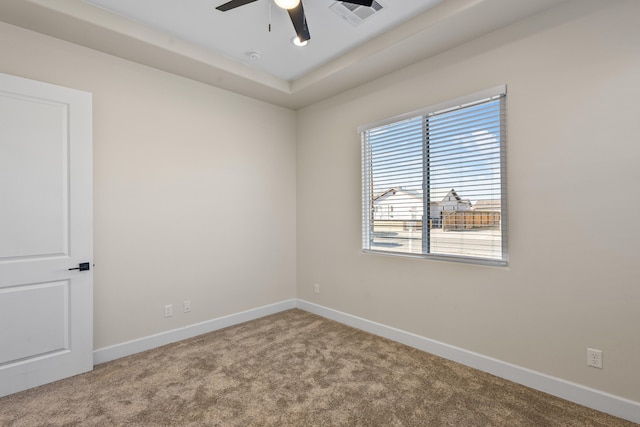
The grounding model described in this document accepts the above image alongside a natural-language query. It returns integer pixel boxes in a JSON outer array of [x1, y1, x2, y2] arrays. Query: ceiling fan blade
[[216, 0, 259, 12], [287, 1, 311, 42], [340, 0, 374, 6]]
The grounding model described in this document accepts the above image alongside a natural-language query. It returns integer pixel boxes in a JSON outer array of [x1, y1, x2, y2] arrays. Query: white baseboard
[[295, 299, 640, 425], [93, 299, 297, 365]]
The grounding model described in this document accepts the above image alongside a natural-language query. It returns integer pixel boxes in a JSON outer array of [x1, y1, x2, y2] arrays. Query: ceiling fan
[[215, 0, 374, 43]]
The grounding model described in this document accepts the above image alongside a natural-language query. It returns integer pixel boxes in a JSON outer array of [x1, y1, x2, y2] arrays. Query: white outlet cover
[[587, 348, 603, 368]]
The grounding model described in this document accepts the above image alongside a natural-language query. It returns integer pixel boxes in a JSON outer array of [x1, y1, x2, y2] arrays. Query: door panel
[[0, 94, 68, 259], [0, 73, 93, 397], [0, 281, 69, 365]]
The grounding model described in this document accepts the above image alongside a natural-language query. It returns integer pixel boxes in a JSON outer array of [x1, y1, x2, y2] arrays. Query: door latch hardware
[[69, 262, 91, 271]]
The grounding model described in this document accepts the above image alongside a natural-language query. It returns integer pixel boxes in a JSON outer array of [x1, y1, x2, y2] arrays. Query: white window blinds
[[361, 86, 507, 265]]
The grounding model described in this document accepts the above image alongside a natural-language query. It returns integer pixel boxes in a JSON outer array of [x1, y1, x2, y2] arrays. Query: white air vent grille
[[330, 1, 384, 26]]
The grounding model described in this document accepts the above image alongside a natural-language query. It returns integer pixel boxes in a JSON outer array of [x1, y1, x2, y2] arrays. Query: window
[[360, 86, 507, 265]]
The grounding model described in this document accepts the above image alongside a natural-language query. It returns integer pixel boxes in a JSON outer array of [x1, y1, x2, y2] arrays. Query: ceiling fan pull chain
[[268, 0, 272, 32]]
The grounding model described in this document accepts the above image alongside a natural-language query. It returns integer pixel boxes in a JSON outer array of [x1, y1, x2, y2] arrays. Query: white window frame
[[359, 86, 507, 266]]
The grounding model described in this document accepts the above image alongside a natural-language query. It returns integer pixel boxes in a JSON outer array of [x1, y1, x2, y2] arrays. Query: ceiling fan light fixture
[[291, 36, 308, 47], [274, 0, 300, 10]]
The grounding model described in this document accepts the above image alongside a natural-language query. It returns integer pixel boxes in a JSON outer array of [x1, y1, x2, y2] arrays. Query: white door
[[0, 73, 93, 397]]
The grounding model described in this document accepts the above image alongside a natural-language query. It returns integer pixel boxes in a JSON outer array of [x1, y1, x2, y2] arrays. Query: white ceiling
[[84, 0, 444, 81], [0, 0, 567, 109]]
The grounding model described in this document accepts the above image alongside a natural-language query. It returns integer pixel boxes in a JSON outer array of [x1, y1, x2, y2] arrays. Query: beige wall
[[297, 0, 640, 402], [0, 22, 297, 349]]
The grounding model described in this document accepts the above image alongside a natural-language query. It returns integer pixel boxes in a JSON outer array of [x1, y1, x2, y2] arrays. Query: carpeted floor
[[0, 309, 636, 426]]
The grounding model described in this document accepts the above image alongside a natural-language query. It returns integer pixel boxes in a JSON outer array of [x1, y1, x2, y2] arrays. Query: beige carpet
[[0, 309, 636, 426]]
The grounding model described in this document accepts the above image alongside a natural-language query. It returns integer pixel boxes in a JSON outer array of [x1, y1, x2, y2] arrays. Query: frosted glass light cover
[[274, 0, 300, 10]]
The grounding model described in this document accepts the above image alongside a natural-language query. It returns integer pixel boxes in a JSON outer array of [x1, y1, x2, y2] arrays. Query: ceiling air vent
[[330, 1, 384, 26]]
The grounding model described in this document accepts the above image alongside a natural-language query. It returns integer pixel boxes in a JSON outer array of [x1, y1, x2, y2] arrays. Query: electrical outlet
[[314, 283, 320, 294], [164, 304, 173, 318], [183, 300, 191, 313], [587, 348, 602, 369]]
